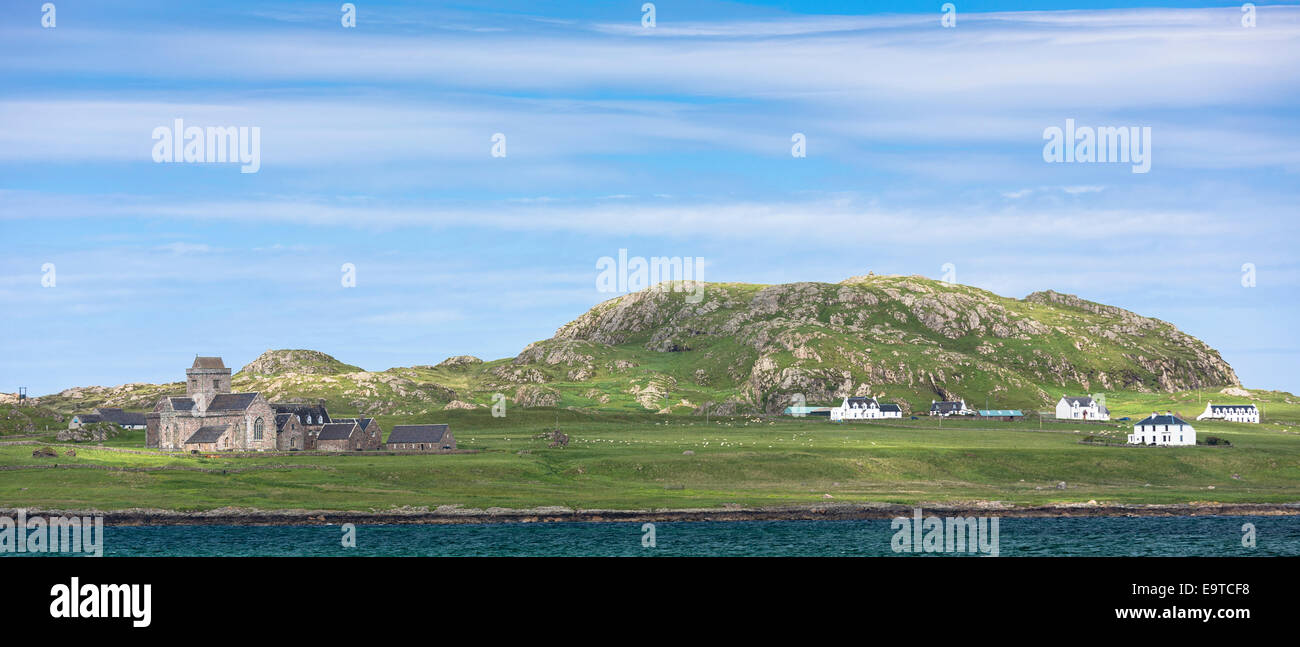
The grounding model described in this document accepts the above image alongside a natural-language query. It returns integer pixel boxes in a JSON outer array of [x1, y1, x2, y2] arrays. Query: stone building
[[333, 418, 384, 450], [274, 413, 306, 451], [271, 402, 332, 449], [146, 357, 280, 452], [385, 424, 455, 451], [314, 421, 381, 452]]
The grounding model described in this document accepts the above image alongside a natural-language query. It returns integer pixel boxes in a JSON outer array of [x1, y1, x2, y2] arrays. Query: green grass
[[4, 396, 1299, 513]]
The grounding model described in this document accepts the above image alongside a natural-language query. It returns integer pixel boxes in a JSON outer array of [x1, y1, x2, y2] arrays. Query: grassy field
[[2, 388, 1299, 512]]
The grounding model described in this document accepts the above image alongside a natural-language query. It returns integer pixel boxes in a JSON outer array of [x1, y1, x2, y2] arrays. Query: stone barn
[[386, 424, 455, 451], [314, 421, 380, 452], [334, 418, 383, 450]]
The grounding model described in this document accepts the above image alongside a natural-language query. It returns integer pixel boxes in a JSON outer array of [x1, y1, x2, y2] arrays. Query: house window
[[254, 418, 264, 440], [213, 379, 220, 389]]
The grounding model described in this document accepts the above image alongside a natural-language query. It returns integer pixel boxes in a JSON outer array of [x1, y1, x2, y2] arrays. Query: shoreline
[[5, 502, 1299, 526]]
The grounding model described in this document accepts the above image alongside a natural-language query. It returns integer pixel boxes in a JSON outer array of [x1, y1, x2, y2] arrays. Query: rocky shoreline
[[5, 502, 1298, 526]]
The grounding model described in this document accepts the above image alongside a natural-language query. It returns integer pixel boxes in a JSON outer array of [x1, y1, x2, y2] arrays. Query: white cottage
[[1128, 413, 1195, 446], [1196, 402, 1259, 424], [831, 397, 903, 421], [929, 400, 972, 417], [1055, 395, 1110, 421]]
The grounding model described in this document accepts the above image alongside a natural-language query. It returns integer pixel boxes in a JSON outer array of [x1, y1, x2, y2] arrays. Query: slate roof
[[274, 413, 295, 431], [388, 424, 449, 444], [185, 425, 228, 444], [1135, 414, 1191, 428], [333, 417, 375, 429], [1063, 396, 1108, 414], [316, 422, 358, 441], [169, 397, 195, 412], [1210, 404, 1256, 412], [73, 413, 103, 424], [845, 397, 879, 408], [206, 392, 260, 411], [192, 356, 226, 369], [879, 403, 902, 413], [94, 408, 147, 426], [931, 401, 965, 413], [271, 403, 331, 425]]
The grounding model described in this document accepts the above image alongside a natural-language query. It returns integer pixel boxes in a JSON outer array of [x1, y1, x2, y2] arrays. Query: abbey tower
[[186, 356, 231, 412]]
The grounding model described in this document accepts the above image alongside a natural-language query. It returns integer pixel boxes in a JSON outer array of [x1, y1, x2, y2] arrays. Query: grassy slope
[[3, 388, 1298, 512]]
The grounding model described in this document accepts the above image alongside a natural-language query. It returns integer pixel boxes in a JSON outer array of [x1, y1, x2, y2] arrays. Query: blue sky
[[1, 1, 1297, 395]]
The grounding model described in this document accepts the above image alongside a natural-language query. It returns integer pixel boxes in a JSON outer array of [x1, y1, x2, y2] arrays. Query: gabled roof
[[192, 356, 226, 369], [185, 425, 228, 444], [317, 422, 358, 441], [846, 397, 878, 407], [388, 424, 449, 444], [271, 403, 330, 424], [879, 403, 902, 412], [931, 401, 965, 412], [334, 417, 373, 426], [169, 397, 195, 412], [94, 407, 146, 426], [1062, 396, 1094, 406], [1210, 404, 1257, 412], [73, 413, 103, 424], [206, 392, 260, 411], [274, 413, 295, 431], [1136, 414, 1191, 427]]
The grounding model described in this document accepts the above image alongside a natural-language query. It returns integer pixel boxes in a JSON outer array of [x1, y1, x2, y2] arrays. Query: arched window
[[254, 417, 264, 441]]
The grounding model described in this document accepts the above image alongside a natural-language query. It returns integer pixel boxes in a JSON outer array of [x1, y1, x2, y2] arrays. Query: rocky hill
[[237, 349, 363, 376], [29, 275, 1244, 417], [492, 274, 1239, 414]]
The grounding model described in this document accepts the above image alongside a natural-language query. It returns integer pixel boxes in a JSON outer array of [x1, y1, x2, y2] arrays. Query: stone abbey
[[145, 356, 379, 452]]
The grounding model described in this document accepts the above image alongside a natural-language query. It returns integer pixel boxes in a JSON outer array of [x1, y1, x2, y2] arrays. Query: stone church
[[147, 357, 313, 451]]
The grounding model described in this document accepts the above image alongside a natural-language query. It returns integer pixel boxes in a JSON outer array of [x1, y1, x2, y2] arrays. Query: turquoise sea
[[17, 515, 1296, 557]]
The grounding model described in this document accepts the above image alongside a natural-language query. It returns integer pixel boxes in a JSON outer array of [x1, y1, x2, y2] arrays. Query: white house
[[1128, 412, 1195, 446], [831, 397, 903, 421], [1055, 395, 1110, 421], [929, 400, 972, 417], [1196, 402, 1259, 424]]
